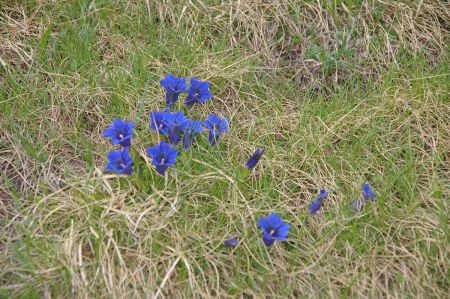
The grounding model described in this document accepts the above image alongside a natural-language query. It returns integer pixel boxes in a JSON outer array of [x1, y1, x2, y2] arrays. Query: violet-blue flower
[[162, 111, 188, 145], [181, 119, 203, 150], [160, 74, 186, 110], [257, 212, 291, 247], [184, 77, 213, 107], [104, 147, 133, 175], [308, 189, 329, 214], [146, 141, 179, 175], [224, 238, 238, 247], [245, 149, 265, 169], [149, 110, 170, 136], [203, 113, 229, 146], [362, 183, 376, 201], [103, 118, 135, 147]]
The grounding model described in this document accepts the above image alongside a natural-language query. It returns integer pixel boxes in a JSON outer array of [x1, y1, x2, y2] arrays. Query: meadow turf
[[0, 1, 449, 298]]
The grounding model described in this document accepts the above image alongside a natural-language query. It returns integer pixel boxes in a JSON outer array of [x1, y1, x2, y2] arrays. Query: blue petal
[[182, 133, 194, 150], [257, 218, 270, 230], [267, 212, 282, 226], [262, 235, 275, 247], [318, 189, 328, 199], [275, 223, 291, 239], [120, 162, 133, 175], [224, 238, 238, 247], [107, 150, 122, 162], [155, 165, 168, 175], [103, 126, 116, 138], [208, 131, 218, 146], [245, 149, 265, 169], [149, 111, 170, 135], [362, 183, 376, 201], [146, 146, 159, 158], [119, 136, 132, 147], [308, 199, 322, 214]]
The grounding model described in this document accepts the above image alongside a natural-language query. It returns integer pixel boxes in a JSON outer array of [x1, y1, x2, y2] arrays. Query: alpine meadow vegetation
[[0, 1, 449, 298]]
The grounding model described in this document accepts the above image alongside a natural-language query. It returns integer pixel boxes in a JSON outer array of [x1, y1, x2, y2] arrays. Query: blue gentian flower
[[181, 119, 203, 150], [245, 149, 265, 169], [362, 183, 376, 201], [349, 199, 364, 212], [103, 118, 135, 147], [149, 110, 171, 136], [104, 147, 133, 175], [257, 212, 291, 247], [224, 238, 238, 247], [203, 113, 229, 146], [184, 77, 213, 107], [308, 189, 329, 214], [162, 111, 188, 145], [160, 74, 186, 110], [146, 141, 179, 175]]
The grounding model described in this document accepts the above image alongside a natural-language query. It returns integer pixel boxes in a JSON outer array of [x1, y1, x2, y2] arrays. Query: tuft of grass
[[1, 0, 449, 297]]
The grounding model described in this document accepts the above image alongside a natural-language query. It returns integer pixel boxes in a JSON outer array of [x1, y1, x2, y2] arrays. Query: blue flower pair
[[160, 74, 213, 109], [103, 118, 135, 175]]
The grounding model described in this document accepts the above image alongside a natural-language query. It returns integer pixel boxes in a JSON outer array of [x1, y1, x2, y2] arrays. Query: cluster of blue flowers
[[102, 74, 376, 249], [224, 183, 376, 248], [103, 74, 230, 176]]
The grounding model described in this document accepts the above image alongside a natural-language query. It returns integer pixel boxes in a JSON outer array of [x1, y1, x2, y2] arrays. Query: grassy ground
[[0, 0, 449, 298]]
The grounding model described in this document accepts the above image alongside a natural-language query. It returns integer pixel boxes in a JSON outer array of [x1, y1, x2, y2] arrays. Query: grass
[[0, 0, 449, 298]]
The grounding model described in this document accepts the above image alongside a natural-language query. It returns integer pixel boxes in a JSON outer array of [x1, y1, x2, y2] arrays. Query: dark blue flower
[[103, 118, 135, 147], [146, 141, 179, 175], [203, 113, 229, 146], [160, 74, 186, 110], [181, 119, 203, 150], [224, 238, 238, 247], [184, 77, 213, 107], [308, 189, 329, 214], [349, 199, 364, 212], [257, 212, 291, 247], [162, 111, 188, 145], [362, 183, 376, 201], [104, 147, 133, 175], [245, 149, 265, 169], [149, 110, 171, 136]]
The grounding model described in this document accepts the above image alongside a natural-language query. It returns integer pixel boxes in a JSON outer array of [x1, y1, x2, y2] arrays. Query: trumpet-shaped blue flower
[[181, 119, 203, 150], [203, 113, 229, 146], [149, 110, 170, 136], [245, 149, 265, 169], [362, 183, 376, 201], [257, 212, 291, 247], [146, 141, 179, 175], [160, 74, 186, 109], [224, 238, 238, 247], [308, 189, 329, 214], [104, 147, 133, 175], [103, 118, 135, 147], [162, 111, 188, 145], [184, 77, 213, 107]]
